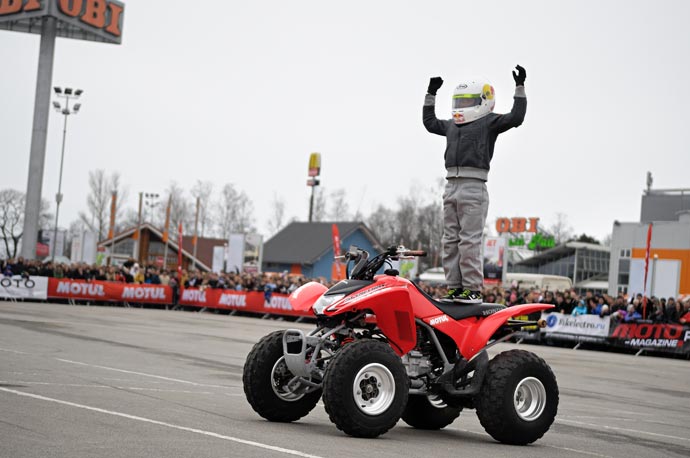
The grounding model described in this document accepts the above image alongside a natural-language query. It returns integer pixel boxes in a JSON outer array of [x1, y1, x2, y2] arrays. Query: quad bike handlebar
[[335, 246, 426, 281]]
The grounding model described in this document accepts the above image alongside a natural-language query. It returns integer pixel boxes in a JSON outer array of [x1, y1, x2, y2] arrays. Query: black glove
[[427, 77, 443, 95], [512, 65, 526, 87]]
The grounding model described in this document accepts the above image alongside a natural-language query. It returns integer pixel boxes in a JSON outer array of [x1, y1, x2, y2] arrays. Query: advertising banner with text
[[608, 322, 690, 354], [179, 289, 311, 317], [0, 276, 48, 300], [540, 312, 610, 338], [47, 279, 172, 304]]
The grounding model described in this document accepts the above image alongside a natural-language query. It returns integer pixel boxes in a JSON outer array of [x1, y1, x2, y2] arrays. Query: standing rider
[[423, 66, 527, 304]]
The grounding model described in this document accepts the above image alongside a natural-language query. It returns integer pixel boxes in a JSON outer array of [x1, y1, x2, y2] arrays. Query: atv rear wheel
[[243, 330, 321, 422], [475, 349, 558, 445], [401, 394, 461, 430], [322, 339, 409, 438]]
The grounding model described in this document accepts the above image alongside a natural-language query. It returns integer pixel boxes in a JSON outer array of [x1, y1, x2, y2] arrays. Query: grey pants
[[442, 177, 489, 290]]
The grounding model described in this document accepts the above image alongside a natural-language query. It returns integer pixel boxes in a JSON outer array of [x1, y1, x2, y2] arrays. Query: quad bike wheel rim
[[271, 356, 306, 402], [513, 376, 546, 421], [352, 363, 395, 416]]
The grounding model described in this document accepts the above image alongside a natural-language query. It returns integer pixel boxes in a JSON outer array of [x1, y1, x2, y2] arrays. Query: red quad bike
[[243, 246, 559, 444]]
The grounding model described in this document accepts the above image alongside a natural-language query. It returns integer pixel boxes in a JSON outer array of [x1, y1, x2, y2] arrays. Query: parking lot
[[1, 301, 689, 458]]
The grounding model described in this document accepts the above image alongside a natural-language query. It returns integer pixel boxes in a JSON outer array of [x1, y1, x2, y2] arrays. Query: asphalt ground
[[1, 301, 689, 458]]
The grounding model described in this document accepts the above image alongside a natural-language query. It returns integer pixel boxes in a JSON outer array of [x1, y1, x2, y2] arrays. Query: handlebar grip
[[406, 250, 427, 257]]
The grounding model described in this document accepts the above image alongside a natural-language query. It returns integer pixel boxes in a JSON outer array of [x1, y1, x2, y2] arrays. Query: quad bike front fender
[[288, 281, 328, 314], [459, 303, 554, 359]]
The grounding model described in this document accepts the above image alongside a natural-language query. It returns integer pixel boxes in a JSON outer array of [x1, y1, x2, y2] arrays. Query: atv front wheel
[[401, 394, 461, 430], [475, 349, 558, 445], [322, 339, 409, 438], [243, 330, 321, 422]]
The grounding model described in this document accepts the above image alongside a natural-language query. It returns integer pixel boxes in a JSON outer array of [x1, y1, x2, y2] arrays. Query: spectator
[[571, 298, 588, 316], [624, 303, 642, 322], [679, 299, 690, 324]]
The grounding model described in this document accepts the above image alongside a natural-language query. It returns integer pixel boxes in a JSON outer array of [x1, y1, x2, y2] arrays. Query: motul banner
[[179, 289, 312, 317], [609, 322, 690, 354], [0, 276, 48, 300], [47, 278, 172, 304]]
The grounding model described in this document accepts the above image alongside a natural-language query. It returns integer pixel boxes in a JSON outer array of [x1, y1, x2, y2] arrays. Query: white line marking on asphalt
[[0, 380, 214, 394], [0, 347, 30, 354], [545, 445, 613, 458], [454, 427, 613, 457], [558, 419, 690, 443], [0, 387, 324, 458], [55, 358, 234, 388]]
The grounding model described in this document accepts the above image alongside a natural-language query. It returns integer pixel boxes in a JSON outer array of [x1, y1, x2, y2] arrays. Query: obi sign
[[495, 217, 555, 250], [0, 0, 125, 43]]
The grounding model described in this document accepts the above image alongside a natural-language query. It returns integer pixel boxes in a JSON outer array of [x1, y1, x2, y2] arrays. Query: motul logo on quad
[[429, 315, 449, 326]]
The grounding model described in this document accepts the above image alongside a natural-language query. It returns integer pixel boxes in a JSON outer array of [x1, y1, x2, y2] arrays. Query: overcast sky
[[2, 0, 689, 243]]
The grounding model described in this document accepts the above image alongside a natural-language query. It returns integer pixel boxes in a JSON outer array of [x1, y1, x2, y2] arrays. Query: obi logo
[[0, 0, 43, 15], [0, 1, 125, 38], [546, 314, 558, 328], [56, 0, 124, 37], [429, 315, 449, 326]]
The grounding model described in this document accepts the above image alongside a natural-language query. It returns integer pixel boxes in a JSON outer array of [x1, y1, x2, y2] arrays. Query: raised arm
[[490, 65, 527, 134], [423, 77, 450, 136]]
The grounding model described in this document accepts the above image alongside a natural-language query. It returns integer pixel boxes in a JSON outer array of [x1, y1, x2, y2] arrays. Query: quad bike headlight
[[313, 293, 345, 315]]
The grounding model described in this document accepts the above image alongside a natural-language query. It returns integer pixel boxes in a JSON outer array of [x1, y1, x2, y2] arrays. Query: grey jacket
[[423, 87, 526, 181]]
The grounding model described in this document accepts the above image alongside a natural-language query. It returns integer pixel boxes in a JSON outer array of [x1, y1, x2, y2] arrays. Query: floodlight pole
[[50, 88, 82, 260], [21, 17, 57, 260]]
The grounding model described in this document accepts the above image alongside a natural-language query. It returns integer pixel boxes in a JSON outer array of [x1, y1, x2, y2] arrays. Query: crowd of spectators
[[3, 256, 690, 325], [417, 282, 690, 325], [1, 256, 317, 298]]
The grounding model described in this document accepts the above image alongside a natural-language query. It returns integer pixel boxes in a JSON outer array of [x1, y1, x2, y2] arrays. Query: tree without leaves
[[548, 212, 574, 245], [266, 192, 287, 237], [0, 189, 26, 258], [327, 188, 351, 221], [0, 189, 52, 259], [216, 183, 255, 239], [191, 180, 214, 237], [159, 181, 193, 234], [78, 170, 128, 241]]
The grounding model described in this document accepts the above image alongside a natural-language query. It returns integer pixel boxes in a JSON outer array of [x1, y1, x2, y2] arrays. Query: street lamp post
[[50, 87, 83, 260], [144, 192, 160, 224]]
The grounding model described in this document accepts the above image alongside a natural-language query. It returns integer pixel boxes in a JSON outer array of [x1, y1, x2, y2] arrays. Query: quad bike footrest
[[282, 329, 312, 378]]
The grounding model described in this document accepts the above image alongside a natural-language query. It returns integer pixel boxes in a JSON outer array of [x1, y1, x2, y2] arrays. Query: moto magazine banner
[[540, 312, 690, 354], [540, 312, 610, 339], [0, 276, 48, 300], [179, 288, 312, 317], [608, 322, 690, 354], [47, 279, 172, 304]]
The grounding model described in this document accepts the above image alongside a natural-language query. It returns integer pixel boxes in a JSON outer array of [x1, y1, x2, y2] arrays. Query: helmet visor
[[453, 94, 482, 109]]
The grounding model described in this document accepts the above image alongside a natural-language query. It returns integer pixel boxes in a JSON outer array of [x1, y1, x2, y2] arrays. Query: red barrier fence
[[178, 288, 312, 317], [47, 278, 173, 304]]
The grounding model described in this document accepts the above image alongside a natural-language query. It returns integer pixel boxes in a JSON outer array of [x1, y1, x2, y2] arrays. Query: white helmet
[[451, 79, 495, 124]]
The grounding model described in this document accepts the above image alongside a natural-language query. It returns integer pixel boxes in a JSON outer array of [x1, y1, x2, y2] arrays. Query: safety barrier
[[540, 312, 690, 355], [178, 288, 311, 317]]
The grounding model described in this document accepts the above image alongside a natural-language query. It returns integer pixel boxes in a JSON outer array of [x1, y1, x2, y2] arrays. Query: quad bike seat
[[433, 301, 506, 321], [413, 283, 506, 320]]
